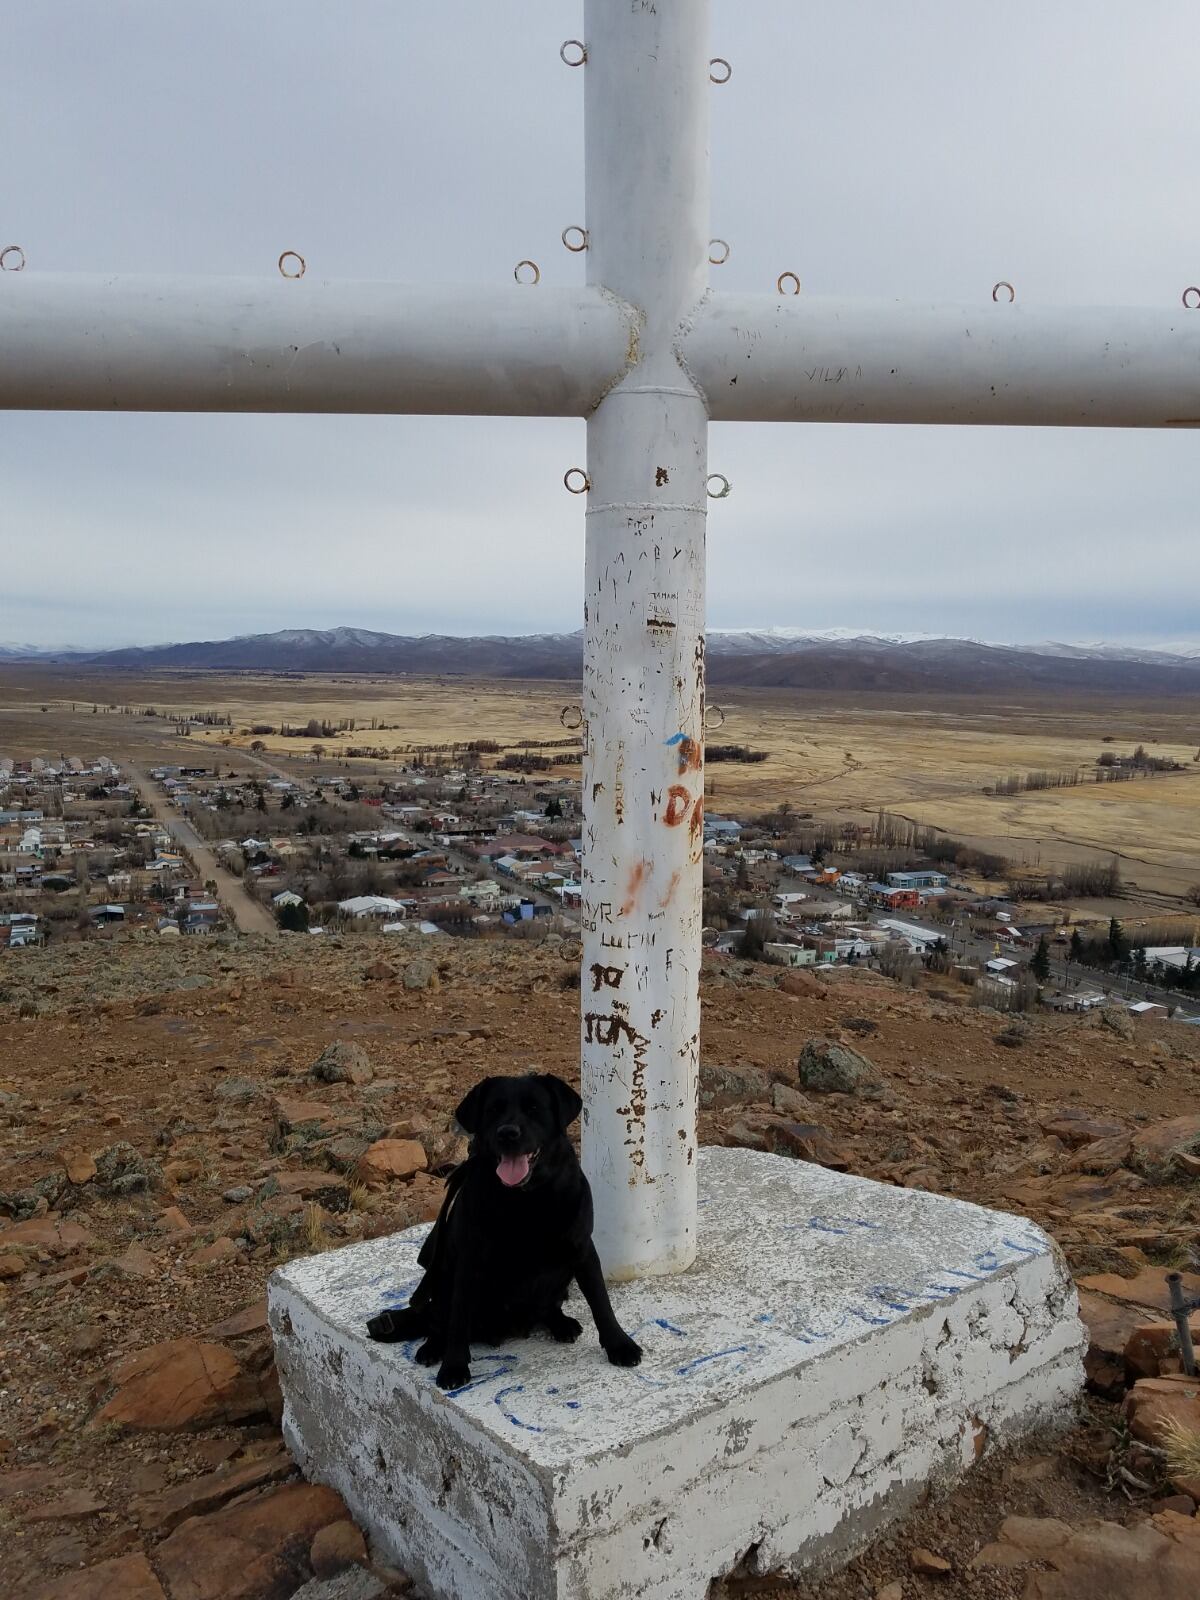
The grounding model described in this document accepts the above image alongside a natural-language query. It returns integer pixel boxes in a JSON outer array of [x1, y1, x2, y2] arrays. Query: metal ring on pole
[[703, 705, 726, 731], [560, 40, 587, 67], [514, 259, 541, 285], [561, 226, 589, 253], [0, 245, 27, 272], [706, 473, 731, 500], [708, 239, 730, 266], [777, 271, 801, 296], [992, 280, 1015, 303], [709, 58, 732, 85], [278, 251, 306, 280], [1183, 286, 1200, 309], [564, 468, 590, 495], [560, 705, 584, 731]]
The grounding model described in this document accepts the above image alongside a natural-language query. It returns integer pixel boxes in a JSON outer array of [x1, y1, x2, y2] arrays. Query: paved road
[[127, 766, 277, 937]]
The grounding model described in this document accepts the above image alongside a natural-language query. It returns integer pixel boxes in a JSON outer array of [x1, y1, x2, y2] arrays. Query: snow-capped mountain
[[5, 627, 1199, 694]]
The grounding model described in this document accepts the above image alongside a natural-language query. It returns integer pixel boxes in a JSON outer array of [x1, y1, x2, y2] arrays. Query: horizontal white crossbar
[[0, 275, 634, 416], [3, 275, 1198, 428], [686, 293, 1200, 427]]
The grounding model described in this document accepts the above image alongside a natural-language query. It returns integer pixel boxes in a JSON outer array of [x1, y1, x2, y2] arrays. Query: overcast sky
[[2, 2, 1198, 650]]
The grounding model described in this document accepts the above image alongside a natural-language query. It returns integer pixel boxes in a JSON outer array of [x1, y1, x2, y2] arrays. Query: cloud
[[2, 2, 1197, 648]]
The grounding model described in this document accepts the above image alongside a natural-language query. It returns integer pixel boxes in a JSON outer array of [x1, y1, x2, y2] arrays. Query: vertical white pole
[[580, 0, 710, 1279]]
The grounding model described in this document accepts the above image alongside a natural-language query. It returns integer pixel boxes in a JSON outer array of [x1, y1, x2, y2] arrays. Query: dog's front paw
[[549, 1313, 583, 1344], [603, 1334, 643, 1368], [366, 1310, 407, 1343], [436, 1360, 472, 1391], [414, 1339, 442, 1367]]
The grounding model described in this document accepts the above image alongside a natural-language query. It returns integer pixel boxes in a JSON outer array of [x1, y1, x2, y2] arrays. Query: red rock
[[359, 1138, 427, 1184], [1154, 1494, 1198, 1516], [0, 1251, 25, 1279], [133, 1449, 293, 1533], [109, 1243, 158, 1279], [1123, 1374, 1200, 1446], [271, 1097, 353, 1149], [1040, 1109, 1126, 1148], [154, 1481, 348, 1600], [1077, 1268, 1200, 1315], [26, 1488, 107, 1520], [1129, 1114, 1200, 1181], [0, 1465, 57, 1501], [310, 1518, 368, 1575], [972, 1515, 1073, 1568], [766, 1120, 851, 1169], [159, 1207, 192, 1233], [1021, 1517, 1196, 1599], [1126, 1318, 1200, 1380], [1066, 1133, 1134, 1174], [95, 1339, 264, 1432], [164, 1158, 202, 1185], [0, 1215, 92, 1255], [206, 1299, 269, 1340], [23, 1552, 167, 1599], [193, 1237, 240, 1265], [1077, 1290, 1146, 1396], [62, 1150, 98, 1185], [909, 1546, 952, 1575]]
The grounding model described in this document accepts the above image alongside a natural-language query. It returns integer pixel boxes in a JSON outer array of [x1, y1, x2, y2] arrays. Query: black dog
[[366, 1073, 642, 1390]]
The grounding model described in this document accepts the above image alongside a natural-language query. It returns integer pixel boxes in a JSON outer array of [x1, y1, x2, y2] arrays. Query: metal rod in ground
[[1168, 1272, 1198, 1377]]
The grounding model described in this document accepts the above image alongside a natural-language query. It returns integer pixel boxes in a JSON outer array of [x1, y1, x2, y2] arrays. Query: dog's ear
[[539, 1073, 583, 1132], [453, 1079, 494, 1135]]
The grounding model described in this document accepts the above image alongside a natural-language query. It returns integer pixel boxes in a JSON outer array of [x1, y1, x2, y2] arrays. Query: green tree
[[735, 856, 751, 890], [1107, 916, 1128, 962], [1069, 928, 1084, 963], [545, 796, 563, 819], [276, 899, 310, 933], [1030, 935, 1051, 983]]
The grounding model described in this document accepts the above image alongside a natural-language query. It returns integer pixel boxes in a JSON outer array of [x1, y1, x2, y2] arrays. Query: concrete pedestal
[[269, 1150, 1084, 1600]]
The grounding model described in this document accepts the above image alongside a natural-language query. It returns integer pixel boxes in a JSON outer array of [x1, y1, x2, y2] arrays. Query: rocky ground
[[1, 935, 1198, 1600]]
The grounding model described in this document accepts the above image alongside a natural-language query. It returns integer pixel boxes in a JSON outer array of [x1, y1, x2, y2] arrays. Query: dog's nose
[[496, 1123, 522, 1148]]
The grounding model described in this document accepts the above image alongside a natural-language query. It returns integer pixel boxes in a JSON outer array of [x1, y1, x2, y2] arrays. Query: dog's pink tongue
[[497, 1153, 531, 1188]]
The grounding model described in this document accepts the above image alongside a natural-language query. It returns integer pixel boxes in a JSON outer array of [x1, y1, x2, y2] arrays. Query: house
[[764, 942, 818, 968], [338, 895, 408, 918], [877, 919, 945, 952], [703, 816, 742, 842], [90, 904, 126, 923], [781, 855, 813, 874], [1127, 1000, 1164, 1015], [985, 956, 1019, 975], [885, 870, 950, 891], [867, 882, 921, 910], [272, 890, 305, 908]]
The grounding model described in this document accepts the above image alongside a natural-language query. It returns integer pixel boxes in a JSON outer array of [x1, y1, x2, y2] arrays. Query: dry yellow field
[[2, 668, 1197, 902]]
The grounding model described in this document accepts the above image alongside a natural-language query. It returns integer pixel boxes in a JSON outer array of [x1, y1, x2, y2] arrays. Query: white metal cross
[[3, 1, 1198, 1280]]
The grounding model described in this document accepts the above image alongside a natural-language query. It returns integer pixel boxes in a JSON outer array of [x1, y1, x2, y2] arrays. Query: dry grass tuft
[[1161, 1415, 1200, 1481]]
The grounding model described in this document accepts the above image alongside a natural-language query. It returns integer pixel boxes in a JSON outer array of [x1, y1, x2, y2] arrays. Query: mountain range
[[2, 626, 1200, 695]]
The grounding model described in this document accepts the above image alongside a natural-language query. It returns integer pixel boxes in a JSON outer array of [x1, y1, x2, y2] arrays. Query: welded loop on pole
[[1184, 286, 1200, 309], [777, 271, 801, 296], [706, 473, 731, 500], [514, 259, 541, 285], [278, 251, 306, 280], [560, 40, 587, 67], [560, 705, 584, 731], [564, 468, 590, 495], [703, 705, 726, 731], [708, 239, 731, 266], [561, 226, 589, 253], [992, 280, 1015, 303], [709, 57, 732, 84], [0, 245, 26, 272]]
